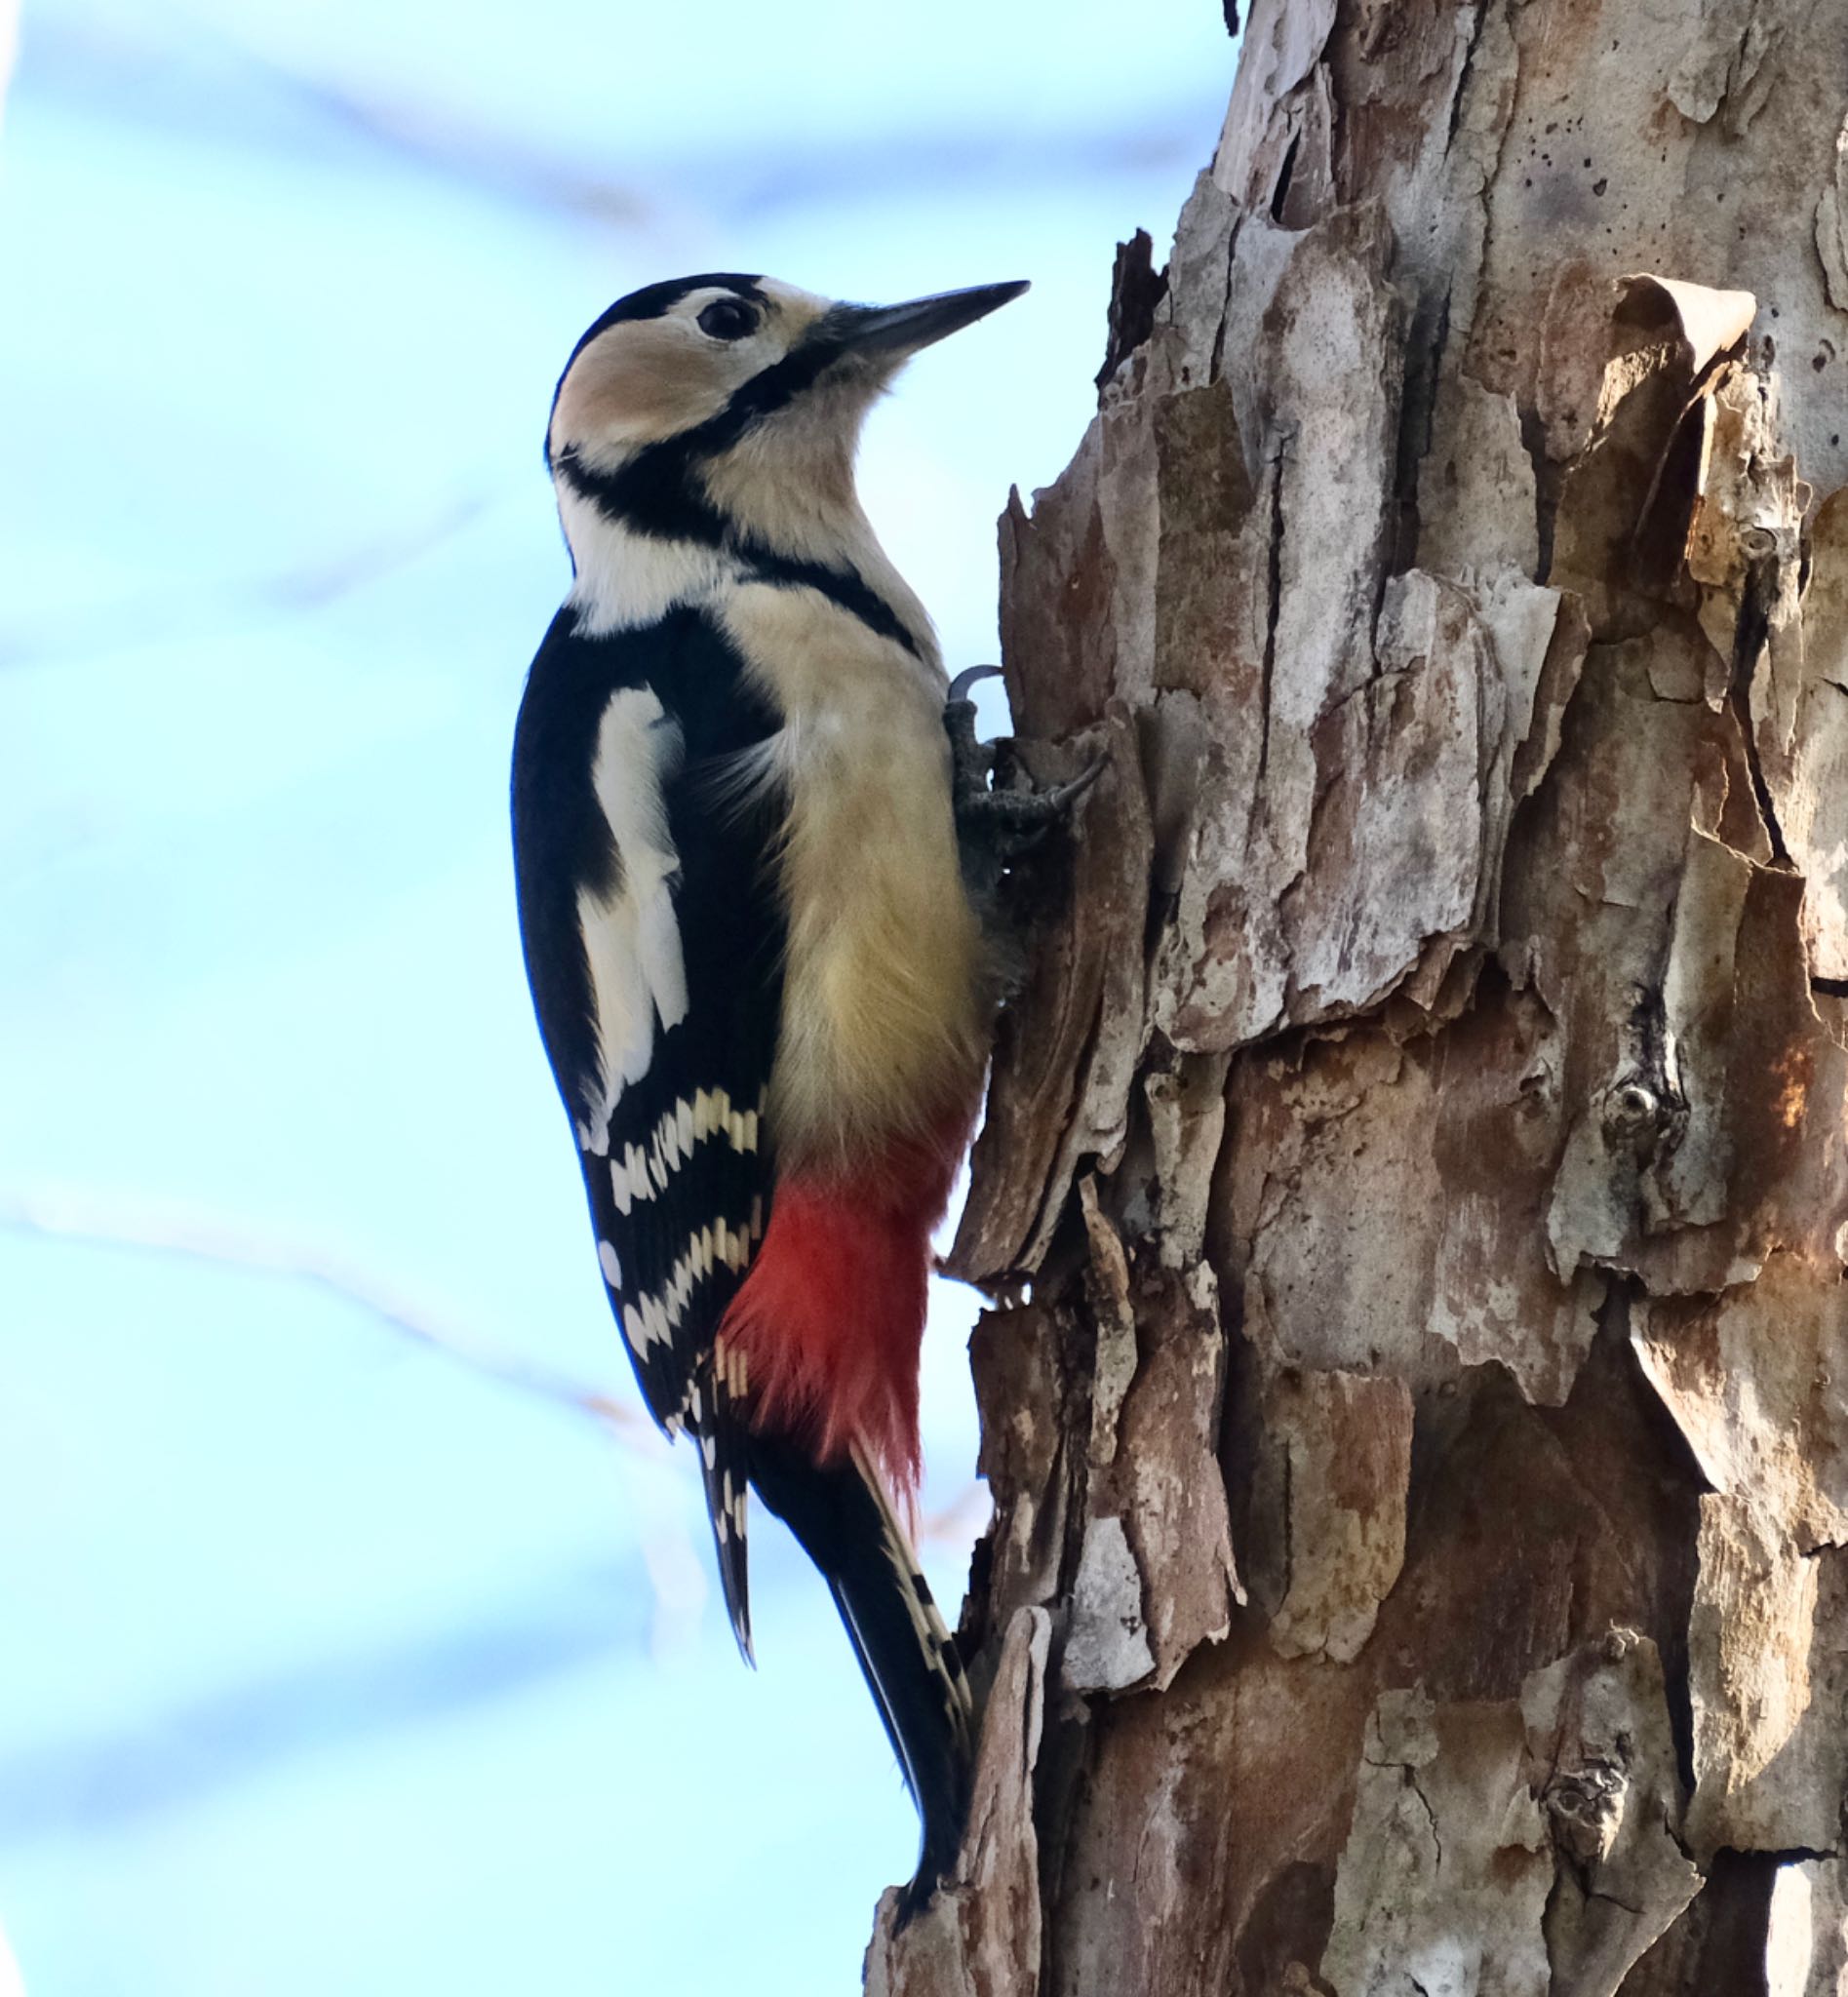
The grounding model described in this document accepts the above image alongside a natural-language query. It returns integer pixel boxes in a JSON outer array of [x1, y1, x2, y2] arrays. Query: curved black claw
[[945, 668, 1001, 821], [948, 663, 1003, 703]]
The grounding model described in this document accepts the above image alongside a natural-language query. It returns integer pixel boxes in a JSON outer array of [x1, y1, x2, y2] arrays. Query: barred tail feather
[[696, 1390, 755, 1664]]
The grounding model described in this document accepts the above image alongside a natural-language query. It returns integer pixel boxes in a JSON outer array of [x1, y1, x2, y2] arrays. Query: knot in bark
[[1599, 1074, 1678, 1157], [1740, 524, 1780, 561], [1544, 1755, 1631, 1869]]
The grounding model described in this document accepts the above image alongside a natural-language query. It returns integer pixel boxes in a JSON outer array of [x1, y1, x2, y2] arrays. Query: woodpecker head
[[546, 274, 1027, 568]]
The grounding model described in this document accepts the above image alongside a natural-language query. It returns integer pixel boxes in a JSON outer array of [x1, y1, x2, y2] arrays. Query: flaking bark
[[872, 1, 1848, 1989]]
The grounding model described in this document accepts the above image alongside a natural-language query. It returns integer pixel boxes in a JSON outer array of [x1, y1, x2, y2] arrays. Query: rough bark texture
[[871, 1, 1848, 1991]]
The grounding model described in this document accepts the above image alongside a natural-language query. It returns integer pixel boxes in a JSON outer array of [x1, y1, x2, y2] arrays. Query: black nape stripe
[[755, 550, 920, 658], [555, 437, 922, 660]]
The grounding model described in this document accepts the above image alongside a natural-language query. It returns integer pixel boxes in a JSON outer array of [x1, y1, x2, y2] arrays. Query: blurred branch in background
[[0, 1185, 987, 1553], [0, 1182, 722, 1664], [0, 1183, 662, 1445], [22, 4, 1214, 232], [0, 489, 491, 672]]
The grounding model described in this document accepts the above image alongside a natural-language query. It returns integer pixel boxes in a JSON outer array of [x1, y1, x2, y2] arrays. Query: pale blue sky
[[0, 2, 1233, 1987]]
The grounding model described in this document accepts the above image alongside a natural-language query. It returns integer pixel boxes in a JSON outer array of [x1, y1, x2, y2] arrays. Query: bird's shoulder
[[515, 600, 778, 772]]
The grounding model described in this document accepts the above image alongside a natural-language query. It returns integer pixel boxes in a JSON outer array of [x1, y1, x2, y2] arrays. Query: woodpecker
[[511, 272, 1031, 1892]]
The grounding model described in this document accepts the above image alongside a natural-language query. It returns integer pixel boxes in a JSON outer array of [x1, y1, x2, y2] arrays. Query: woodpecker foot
[[945, 666, 1102, 906]]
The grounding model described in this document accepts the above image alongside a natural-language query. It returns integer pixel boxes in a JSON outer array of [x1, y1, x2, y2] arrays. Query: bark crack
[[1406, 1767, 1443, 1870], [1257, 436, 1290, 792], [1442, 0, 1490, 158], [1271, 135, 1302, 223], [1393, 283, 1454, 573], [1584, 1885, 1644, 1916], [1521, 402, 1559, 587], [1727, 542, 1791, 863], [1209, 212, 1247, 385]]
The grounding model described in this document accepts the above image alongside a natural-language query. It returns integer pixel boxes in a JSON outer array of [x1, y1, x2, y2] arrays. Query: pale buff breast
[[718, 581, 989, 1170]]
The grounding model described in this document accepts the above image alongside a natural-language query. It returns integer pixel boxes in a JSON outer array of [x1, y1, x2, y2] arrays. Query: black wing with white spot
[[512, 603, 784, 1651]]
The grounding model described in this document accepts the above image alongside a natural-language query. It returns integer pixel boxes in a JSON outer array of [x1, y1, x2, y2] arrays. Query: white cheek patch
[[577, 687, 689, 1153]]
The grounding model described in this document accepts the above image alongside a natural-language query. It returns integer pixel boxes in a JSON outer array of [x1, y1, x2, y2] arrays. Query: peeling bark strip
[[878, 1, 1848, 1991]]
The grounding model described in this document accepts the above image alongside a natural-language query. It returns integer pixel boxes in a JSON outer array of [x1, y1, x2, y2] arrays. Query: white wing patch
[[576, 686, 689, 1154]]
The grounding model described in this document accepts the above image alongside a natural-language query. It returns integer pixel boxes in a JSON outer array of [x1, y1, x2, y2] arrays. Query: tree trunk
[[870, 1, 1848, 1991]]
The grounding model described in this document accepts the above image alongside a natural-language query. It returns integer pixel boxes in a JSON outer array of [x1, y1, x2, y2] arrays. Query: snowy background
[[0, 2, 1232, 1988]]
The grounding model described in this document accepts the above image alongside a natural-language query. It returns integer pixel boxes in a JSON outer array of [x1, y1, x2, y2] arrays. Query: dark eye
[[697, 297, 759, 341]]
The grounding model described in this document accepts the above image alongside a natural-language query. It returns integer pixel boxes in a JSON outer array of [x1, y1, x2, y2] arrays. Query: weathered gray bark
[[869, 1, 1848, 1991]]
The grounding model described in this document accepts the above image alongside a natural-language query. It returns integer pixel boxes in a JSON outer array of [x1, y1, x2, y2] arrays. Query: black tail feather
[[750, 1432, 973, 1894], [696, 1429, 754, 1664], [695, 1362, 756, 1664]]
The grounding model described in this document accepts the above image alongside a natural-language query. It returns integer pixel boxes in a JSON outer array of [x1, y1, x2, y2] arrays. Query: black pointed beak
[[833, 280, 1030, 358]]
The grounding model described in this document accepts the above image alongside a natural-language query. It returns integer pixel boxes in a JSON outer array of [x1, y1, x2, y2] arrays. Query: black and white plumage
[[513, 600, 782, 1625], [511, 272, 1027, 1893]]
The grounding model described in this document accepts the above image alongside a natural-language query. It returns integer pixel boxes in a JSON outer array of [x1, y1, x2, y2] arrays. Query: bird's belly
[[718, 582, 988, 1169]]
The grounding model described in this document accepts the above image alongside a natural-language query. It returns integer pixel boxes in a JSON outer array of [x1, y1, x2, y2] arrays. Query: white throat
[[558, 484, 742, 636]]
